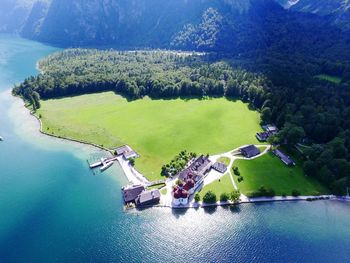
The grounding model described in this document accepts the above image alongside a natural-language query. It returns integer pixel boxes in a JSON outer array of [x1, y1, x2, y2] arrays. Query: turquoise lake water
[[0, 35, 350, 263]]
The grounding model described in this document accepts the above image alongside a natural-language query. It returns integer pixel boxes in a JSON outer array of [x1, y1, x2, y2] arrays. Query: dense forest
[[13, 49, 269, 104], [13, 49, 350, 194]]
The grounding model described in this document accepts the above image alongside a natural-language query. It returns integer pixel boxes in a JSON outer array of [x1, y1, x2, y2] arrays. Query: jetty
[[89, 158, 107, 169], [89, 156, 118, 172], [100, 161, 114, 171]]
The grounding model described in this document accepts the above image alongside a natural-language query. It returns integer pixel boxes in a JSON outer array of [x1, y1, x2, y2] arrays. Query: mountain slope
[[2, 0, 350, 85], [0, 0, 39, 33], [29, 0, 236, 47], [276, 0, 350, 29], [2, 0, 347, 86]]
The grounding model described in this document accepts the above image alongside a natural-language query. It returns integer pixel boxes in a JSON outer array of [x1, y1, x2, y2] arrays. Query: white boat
[[89, 161, 102, 169], [0, 136, 3, 141], [100, 161, 114, 172], [89, 158, 110, 169]]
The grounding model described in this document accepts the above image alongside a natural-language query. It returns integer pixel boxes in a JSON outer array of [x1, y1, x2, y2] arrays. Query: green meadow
[[198, 173, 235, 200], [37, 92, 263, 181], [234, 152, 328, 196]]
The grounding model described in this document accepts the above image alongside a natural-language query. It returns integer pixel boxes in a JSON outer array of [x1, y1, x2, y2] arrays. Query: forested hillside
[[13, 49, 268, 103], [2, 0, 349, 56], [3, 0, 348, 89]]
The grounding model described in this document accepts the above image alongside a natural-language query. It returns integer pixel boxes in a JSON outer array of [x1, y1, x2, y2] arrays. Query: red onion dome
[[180, 190, 189, 199], [186, 179, 195, 188], [183, 183, 191, 191], [174, 190, 181, 199]]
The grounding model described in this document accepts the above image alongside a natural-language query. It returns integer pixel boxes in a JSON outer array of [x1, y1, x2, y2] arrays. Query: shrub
[[292, 190, 301, 197], [161, 151, 197, 177], [267, 188, 275, 197], [203, 191, 217, 203], [175, 179, 183, 185], [248, 186, 275, 197], [237, 176, 244, 182], [233, 166, 240, 176], [129, 158, 135, 166], [230, 190, 240, 202], [281, 193, 287, 198], [246, 191, 259, 198], [194, 193, 200, 202], [220, 192, 230, 202]]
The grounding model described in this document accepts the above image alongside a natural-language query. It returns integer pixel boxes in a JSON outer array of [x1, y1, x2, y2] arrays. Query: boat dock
[[89, 156, 119, 172]]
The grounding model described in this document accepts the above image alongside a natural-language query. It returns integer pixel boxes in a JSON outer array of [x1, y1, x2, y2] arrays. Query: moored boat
[[100, 161, 114, 172]]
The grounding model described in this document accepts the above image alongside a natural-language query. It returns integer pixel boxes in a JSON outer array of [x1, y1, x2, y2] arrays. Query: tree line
[[13, 49, 269, 106]]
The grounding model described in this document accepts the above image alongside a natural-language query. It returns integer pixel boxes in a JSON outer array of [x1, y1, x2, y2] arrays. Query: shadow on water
[[229, 204, 241, 213], [203, 206, 217, 215], [171, 207, 189, 218]]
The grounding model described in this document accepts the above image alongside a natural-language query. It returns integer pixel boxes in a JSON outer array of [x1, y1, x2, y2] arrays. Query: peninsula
[[13, 49, 348, 209]]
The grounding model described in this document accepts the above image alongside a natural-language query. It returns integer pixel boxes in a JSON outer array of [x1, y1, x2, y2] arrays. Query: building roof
[[123, 185, 145, 203], [174, 190, 181, 199], [173, 187, 189, 199], [212, 162, 228, 174], [273, 149, 295, 166], [115, 145, 130, 155], [180, 190, 189, 199], [135, 190, 161, 206], [183, 179, 195, 191], [263, 124, 278, 133], [240, 145, 260, 158], [178, 155, 212, 181], [256, 132, 270, 142], [123, 150, 138, 159]]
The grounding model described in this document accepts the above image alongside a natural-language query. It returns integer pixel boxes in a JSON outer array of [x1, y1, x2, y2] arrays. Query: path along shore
[[146, 195, 350, 211]]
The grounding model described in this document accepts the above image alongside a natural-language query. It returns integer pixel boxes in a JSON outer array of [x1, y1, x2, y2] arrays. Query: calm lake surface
[[0, 35, 350, 263]]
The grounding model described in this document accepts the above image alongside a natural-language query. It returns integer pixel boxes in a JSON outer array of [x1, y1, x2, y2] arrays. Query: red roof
[[181, 190, 189, 198], [187, 179, 195, 187], [174, 190, 181, 199], [183, 183, 191, 191], [173, 188, 189, 199]]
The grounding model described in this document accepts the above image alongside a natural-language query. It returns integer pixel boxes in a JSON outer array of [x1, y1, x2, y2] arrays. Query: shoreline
[[13, 94, 350, 210], [147, 195, 350, 210], [32, 112, 114, 154], [22, 95, 149, 185]]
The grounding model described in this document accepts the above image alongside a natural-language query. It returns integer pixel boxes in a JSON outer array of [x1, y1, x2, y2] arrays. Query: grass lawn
[[218, 157, 231, 167], [37, 92, 263, 181], [198, 173, 235, 199], [160, 188, 168, 195], [315, 74, 342, 85], [146, 183, 166, 190], [234, 152, 328, 196]]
